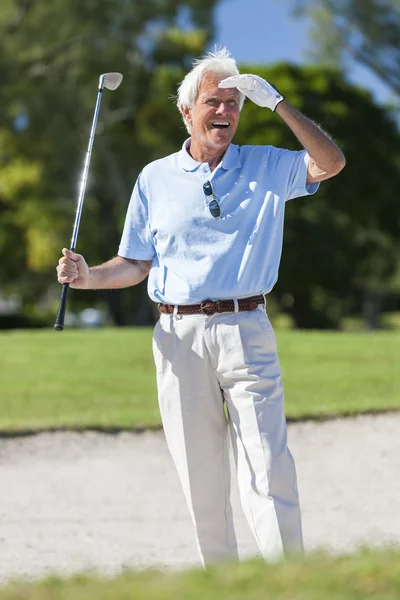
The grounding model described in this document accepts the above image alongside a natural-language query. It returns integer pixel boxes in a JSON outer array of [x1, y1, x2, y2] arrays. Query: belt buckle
[[200, 300, 217, 315]]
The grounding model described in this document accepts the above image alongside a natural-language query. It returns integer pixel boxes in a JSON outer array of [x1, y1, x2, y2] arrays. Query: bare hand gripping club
[[54, 72, 123, 331]]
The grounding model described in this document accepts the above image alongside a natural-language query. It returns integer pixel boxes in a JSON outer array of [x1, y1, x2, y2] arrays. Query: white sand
[[1, 413, 399, 582]]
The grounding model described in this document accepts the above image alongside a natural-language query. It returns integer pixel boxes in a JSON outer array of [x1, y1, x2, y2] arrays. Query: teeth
[[212, 122, 229, 126]]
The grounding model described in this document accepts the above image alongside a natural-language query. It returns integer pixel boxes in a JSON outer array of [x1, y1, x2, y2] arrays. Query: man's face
[[182, 72, 241, 151]]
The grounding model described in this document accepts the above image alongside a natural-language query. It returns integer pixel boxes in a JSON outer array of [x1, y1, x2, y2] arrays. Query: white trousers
[[152, 305, 303, 566]]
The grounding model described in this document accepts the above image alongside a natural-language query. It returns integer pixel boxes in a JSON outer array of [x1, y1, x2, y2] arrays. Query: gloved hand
[[219, 74, 285, 111]]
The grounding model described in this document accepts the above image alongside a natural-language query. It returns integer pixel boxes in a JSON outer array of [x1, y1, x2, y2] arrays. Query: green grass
[[2, 549, 400, 599], [278, 329, 399, 419], [0, 328, 159, 431], [0, 328, 398, 431]]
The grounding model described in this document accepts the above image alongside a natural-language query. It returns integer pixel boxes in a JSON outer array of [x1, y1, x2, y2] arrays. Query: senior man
[[57, 47, 345, 566]]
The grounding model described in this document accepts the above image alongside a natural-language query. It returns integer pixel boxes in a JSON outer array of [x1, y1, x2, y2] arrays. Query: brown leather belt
[[158, 294, 265, 316]]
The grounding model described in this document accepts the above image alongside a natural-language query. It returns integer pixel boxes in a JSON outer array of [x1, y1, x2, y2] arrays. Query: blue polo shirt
[[118, 140, 319, 304]]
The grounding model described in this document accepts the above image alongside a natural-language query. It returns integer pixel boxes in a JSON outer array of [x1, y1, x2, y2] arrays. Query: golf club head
[[99, 72, 123, 91]]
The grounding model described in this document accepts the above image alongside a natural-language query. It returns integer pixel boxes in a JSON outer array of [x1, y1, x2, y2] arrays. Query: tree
[[0, 0, 215, 325], [235, 63, 400, 328], [287, 0, 400, 96]]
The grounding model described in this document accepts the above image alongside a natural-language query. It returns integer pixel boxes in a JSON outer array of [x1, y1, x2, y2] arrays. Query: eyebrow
[[204, 94, 238, 101]]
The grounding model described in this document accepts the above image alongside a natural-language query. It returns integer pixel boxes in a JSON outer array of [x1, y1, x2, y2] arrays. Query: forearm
[[87, 256, 151, 289], [275, 100, 346, 177]]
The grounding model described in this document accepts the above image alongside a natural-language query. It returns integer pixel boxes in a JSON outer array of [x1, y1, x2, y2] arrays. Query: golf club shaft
[[54, 84, 105, 331]]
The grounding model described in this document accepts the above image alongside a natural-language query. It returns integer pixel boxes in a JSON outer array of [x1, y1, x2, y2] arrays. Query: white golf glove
[[219, 74, 285, 111]]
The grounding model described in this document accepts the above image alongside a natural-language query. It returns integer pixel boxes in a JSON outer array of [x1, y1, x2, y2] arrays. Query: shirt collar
[[178, 138, 242, 172], [178, 139, 201, 172], [221, 143, 241, 171]]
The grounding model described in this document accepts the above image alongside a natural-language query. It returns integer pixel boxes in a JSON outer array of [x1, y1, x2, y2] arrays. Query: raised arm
[[219, 74, 346, 184], [275, 101, 345, 184], [56, 249, 152, 289]]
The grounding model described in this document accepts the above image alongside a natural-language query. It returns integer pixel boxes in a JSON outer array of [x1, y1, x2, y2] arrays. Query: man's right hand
[[56, 248, 90, 288]]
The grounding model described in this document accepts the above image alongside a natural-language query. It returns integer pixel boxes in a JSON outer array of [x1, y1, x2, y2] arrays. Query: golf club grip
[[54, 283, 70, 331]]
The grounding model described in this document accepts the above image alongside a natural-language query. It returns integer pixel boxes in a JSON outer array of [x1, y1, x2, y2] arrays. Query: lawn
[[0, 327, 398, 431], [1, 549, 400, 599]]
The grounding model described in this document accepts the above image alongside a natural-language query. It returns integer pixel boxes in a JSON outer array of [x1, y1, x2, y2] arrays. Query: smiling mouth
[[211, 122, 230, 129]]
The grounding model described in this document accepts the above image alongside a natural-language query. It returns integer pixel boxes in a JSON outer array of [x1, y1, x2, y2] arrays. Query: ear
[[181, 105, 192, 126]]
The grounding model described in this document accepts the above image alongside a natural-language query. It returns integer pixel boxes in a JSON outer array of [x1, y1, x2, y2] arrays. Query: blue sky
[[213, 0, 391, 105]]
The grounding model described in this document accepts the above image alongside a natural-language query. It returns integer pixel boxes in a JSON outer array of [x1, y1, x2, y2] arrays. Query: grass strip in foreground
[[2, 549, 400, 599]]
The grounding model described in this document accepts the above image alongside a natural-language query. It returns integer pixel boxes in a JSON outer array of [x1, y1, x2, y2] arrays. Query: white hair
[[176, 46, 245, 133]]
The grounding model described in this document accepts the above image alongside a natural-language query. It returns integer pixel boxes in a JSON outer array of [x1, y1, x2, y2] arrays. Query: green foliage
[[1, 549, 400, 599], [235, 63, 400, 327], [0, 0, 215, 322], [289, 0, 400, 96], [0, 328, 398, 431]]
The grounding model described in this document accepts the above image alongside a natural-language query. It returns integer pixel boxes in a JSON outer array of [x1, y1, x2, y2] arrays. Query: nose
[[215, 102, 228, 115]]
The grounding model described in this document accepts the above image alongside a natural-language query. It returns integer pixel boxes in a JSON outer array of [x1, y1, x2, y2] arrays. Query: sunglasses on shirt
[[203, 180, 221, 218]]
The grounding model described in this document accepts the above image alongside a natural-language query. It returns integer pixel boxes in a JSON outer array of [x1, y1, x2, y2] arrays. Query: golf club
[[54, 72, 123, 331]]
